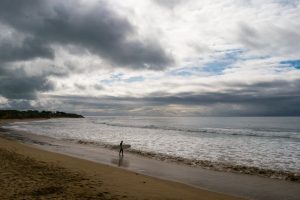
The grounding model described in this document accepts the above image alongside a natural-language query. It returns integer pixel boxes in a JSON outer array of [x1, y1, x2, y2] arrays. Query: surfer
[[119, 140, 124, 156]]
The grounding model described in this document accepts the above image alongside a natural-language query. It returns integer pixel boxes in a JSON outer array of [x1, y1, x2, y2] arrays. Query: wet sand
[[1, 119, 300, 200], [0, 119, 242, 200], [77, 139, 300, 182]]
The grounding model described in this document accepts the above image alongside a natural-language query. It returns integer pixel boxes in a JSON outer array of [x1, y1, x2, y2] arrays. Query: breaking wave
[[95, 121, 300, 140], [75, 139, 300, 182]]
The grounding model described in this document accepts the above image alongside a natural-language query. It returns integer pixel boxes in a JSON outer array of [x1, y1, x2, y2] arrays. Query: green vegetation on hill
[[0, 110, 84, 119]]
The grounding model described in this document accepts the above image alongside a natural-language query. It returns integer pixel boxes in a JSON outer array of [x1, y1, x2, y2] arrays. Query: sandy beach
[[0, 119, 244, 200], [1, 119, 300, 200]]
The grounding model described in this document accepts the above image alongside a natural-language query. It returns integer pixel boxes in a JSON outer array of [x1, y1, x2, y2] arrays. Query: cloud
[[1, 0, 300, 116], [237, 22, 300, 56], [153, 0, 184, 9], [0, 64, 53, 100], [16, 78, 298, 116], [0, 36, 54, 63], [0, 0, 173, 70]]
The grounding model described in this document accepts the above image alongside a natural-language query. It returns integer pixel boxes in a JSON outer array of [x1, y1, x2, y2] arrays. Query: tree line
[[0, 110, 84, 119]]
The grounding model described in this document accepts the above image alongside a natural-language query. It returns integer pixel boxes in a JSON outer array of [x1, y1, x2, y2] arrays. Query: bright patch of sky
[[280, 60, 300, 69]]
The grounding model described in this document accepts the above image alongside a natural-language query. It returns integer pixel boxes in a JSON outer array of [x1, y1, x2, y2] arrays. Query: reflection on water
[[111, 155, 130, 167]]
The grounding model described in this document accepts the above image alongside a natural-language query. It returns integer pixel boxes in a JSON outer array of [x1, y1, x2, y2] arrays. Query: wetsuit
[[119, 141, 123, 156]]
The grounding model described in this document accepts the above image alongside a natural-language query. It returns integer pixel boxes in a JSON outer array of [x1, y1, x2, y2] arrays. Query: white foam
[[6, 116, 300, 172]]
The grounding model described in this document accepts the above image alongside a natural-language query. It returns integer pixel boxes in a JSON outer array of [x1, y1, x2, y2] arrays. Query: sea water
[[6, 116, 300, 173]]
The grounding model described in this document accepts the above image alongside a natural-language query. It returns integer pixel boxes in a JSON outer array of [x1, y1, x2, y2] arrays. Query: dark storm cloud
[[144, 93, 300, 116], [0, 37, 54, 63], [0, 65, 53, 100], [43, 79, 300, 116], [140, 80, 300, 116], [2, 72, 299, 116], [2, 99, 33, 110], [0, 0, 173, 69]]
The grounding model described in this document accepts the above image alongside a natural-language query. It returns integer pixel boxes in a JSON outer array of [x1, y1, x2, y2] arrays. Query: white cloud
[[0, 96, 8, 105]]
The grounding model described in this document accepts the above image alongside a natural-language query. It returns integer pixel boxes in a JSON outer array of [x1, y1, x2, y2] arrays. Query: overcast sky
[[0, 0, 300, 116]]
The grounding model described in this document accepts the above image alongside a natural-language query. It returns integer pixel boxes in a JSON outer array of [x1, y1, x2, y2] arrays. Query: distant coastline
[[0, 110, 84, 119]]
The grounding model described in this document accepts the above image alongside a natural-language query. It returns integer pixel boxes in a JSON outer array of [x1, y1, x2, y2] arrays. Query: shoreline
[[1, 119, 300, 200], [76, 139, 300, 182], [4, 119, 299, 182], [0, 120, 242, 200]]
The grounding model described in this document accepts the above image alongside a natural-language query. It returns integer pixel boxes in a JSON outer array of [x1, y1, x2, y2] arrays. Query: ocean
[[6, 116, 300, 173]]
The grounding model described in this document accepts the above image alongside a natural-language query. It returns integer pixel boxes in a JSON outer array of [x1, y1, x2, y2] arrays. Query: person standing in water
[[119, 140, 124, 156]]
